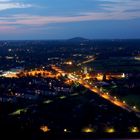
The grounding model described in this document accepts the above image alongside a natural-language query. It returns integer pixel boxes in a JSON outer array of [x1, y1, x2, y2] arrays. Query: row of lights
[[106, 93, 138, 110], [40, 126, 139, 133]]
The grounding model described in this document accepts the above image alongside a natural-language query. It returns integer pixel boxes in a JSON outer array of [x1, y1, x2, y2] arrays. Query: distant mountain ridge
[[67, 37, 90, 42]]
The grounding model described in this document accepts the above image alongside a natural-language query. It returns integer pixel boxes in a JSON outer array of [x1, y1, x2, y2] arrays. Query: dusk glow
[[0, 0, 140, 39]]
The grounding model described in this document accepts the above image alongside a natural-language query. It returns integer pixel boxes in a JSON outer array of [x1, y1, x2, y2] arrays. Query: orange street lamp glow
[[40, 126, 50, 133]]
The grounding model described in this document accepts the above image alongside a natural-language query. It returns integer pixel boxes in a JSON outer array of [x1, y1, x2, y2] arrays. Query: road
[[51, 65, 140, 117], [77, 57, 95, 66], [9, 65, 140, 117]]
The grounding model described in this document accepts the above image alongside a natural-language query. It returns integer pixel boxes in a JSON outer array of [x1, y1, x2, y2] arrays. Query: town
[[0, 39, 140, 138]]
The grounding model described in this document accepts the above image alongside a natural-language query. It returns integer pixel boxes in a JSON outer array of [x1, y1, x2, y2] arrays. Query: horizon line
[[0, 37, 140, 41]]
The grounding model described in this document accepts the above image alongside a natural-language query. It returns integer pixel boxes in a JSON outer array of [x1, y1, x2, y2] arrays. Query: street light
[[123, 100, 126, 104], [82, 127, 94, 133], [64, 129, 67, 132], [40, 126, 50, 133], [114, 96, 117, 99], [130, 126, 139, 133], [105, 127, 115, 133], [133, 106, 136, 109]]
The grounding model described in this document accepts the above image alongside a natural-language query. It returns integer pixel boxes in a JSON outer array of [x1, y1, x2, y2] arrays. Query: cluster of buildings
[[0, 75, 73, 104]]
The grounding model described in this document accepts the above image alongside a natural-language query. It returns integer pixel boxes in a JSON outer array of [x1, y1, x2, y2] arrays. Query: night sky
[[0, 0, 140, 40]]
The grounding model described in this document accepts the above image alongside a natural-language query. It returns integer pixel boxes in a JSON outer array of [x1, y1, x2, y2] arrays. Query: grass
[[122, 94, 140, 109], [87, 57, 140, 73]]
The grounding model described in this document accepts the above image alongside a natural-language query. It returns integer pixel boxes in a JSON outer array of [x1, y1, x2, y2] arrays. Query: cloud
[[97, 0, 140, 12], [0, 0, 33, 11], [0, 14, 119, 27], [0, 0, 140, 33], [0, 0, 11, 1], [0, 25, 16, 34], [0, 9, 139, 28]]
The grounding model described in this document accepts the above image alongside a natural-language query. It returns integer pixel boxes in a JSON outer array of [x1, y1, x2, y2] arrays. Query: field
[[88, 57, 140, 73], [122, 95, 140, 109], [86, 57, 140, 109]]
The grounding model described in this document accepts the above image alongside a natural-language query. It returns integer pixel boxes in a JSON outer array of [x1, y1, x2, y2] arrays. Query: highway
[[51, 65, 140, 117]]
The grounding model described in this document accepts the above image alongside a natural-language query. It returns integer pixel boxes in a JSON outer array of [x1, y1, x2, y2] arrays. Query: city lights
[[63, 128, 71, 133], [130, 127, 139, 133], [1, 38, 140, 138], [123, 101, 126, 104], [82, 127, 94, 133], [65, 61, 73, 65], [133, 106, 137, 109], [105, 127, 115, 133], [122, 73, 125, 78], [40, 126, 50, 133]]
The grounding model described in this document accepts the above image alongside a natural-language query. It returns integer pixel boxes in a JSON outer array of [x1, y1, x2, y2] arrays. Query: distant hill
[[67, 37, 90, 42]]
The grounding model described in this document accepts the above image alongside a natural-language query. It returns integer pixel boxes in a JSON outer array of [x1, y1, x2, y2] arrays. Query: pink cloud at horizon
[[0, 10, 140, 28]]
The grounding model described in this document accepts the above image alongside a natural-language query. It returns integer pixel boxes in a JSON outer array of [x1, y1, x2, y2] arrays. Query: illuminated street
[[5, 64, 140, 116], [51, 65, 140, 116], [0, 39, 140, 139]]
